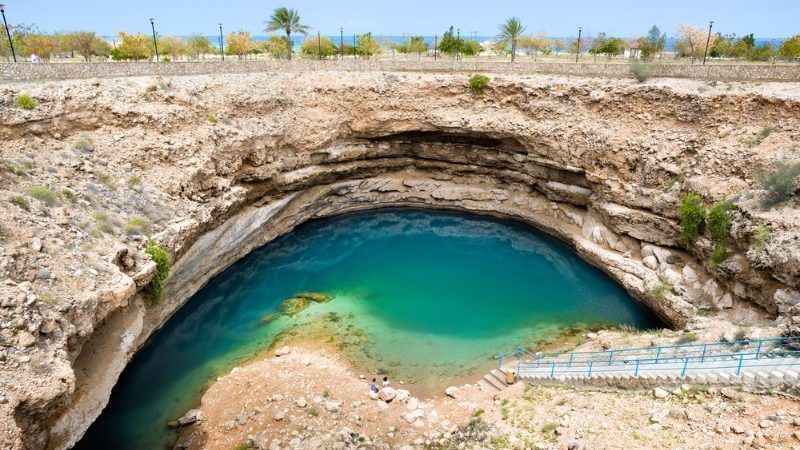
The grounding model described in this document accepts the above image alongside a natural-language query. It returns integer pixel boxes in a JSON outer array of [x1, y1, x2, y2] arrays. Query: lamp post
[[0, 4, 16, 63], [575, 27, 582, 63], [150, 18, 159, 62], [434, 35, 437, 61], [456, 28, 460, 61], [219, 23, 224, 61], [703, 21, 714, 65], [340, 27, 343, 60], [353, 34, 356, 59], [317, 31, 322, 60]]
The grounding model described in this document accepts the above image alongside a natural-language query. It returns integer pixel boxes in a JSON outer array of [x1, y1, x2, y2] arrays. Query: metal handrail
[[499, 336, 800, 380]]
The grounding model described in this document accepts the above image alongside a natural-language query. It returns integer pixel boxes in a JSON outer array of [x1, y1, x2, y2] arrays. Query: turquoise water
[[75, 209, 661, 449]]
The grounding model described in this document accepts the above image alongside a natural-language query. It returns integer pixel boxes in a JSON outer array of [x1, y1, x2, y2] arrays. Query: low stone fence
[[2, 59, 800, 82]]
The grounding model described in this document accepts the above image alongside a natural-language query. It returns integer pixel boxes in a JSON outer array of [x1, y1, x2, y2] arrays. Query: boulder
[[642, 255, 659, 270], [403, 409, 424, 424], [275, 346, 292, 357], [395, 389, 410, 402], [653, 387, 670, 399], [682, 265, 698, 283], [444, 386, 460, 399], [295, 397, 307, 408], [177, 409, 202, 426], [274, 410, 285, 421], [379, 387, 397, 402], [368, 391, 379, 400]]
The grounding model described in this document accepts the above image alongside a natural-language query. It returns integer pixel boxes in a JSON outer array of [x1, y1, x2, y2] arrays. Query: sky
[[2, 0, 798, 38]]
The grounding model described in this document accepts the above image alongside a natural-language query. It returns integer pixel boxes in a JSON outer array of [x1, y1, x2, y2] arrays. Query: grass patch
[[16, 93, 38, 110], [751, 225, 771, 251], [93, 211, 115, 234], [127, 176, 142, 187], [322, 388, 330, 398], [471, 408, 485, 417], [27, 186, 59, 206], [39, 291, 57, 307], [61, 189, 77, 202], [676, 332, 698, 344], [125, 216, 151, 236], [469, 74, 490, 94], [97, 173, 116, 189], [490, 435, 510, 449], [649, 282, 670, 300], [307, 407, 319, 417], [207, 113, 219, 123], [541, 422, 559, 441], [9, 195, 29, 210]]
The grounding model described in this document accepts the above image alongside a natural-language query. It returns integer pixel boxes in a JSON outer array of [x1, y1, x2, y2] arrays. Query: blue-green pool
[[75, 209, 662, 449]]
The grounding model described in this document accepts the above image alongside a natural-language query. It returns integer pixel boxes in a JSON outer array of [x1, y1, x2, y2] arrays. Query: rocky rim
[[0, 71, 798, 450]]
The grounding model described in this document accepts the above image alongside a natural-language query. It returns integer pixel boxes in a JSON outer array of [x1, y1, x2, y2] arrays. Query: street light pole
[[434, 35, 437, 61], [219, 23, 224, 61], [150, 18, 159, 62], [456, 28, 460, 61], [340, 27, 343, 60], [353, 34, 356, 59], [575, 27, 582, 63], [0, 4, 16, 63], [318, 31, 321, 60], [703, 21, 714, 65]]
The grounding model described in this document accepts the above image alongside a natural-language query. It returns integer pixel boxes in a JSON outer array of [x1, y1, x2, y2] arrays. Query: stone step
[[488, 369, 508, 385], [477, 379, 501, 392], [482, 373, 506, 391]]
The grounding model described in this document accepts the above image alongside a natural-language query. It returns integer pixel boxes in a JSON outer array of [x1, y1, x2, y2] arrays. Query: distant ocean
[[103, 34, 787, 52]]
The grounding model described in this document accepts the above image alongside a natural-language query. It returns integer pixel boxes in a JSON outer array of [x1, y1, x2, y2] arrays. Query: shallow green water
[[75, 209, 661, 449]]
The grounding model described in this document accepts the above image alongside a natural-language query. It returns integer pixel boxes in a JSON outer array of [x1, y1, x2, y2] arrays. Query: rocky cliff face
[[0, 72, 798, 449]]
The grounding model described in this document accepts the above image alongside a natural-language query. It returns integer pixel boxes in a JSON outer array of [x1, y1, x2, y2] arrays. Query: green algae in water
[[76, 209, 663, 450]]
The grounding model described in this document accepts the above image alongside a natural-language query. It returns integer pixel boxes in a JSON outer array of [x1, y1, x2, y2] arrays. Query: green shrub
[[707, 198, 734, 266], [751, 225, 771, 251], [10, 195, 29, 210], [679, 192, 706, 246], [27, 186, 59, 206], [144, 240, 171, 306], [61, 189, 77, 202], [631, 62, 655, 82], [756, 160, 800, 206], [207, 113, 218, 123], [676, 332, 698, 344], [74, 135, 94, 152], [16, 93, 38, 110], [97, 173, 116, 189], [93, 211, 115, 234], [307, 407, 318, 417], [649, 283, 669, 300], [468, 74, 490, 94]]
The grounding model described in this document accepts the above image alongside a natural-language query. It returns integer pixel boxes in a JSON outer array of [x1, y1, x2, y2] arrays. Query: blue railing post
[[498, 355, 503, 368], [536, 353, 542, 367], [550, 362, 555, 377], [634, 360, 640, 378], [736, 354, 744, 376], [568, 353, 573, 367], [517, 352, 521, 376], [680, 357, 689, 379], [700, 344, 707, 363], [755, 340, 763, 360], [588, 361, 594, 378], [655, 347, 662, 363], [608, 350, 614, 366]]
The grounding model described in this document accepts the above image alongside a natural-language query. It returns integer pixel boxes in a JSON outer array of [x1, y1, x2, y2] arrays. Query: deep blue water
[[74, 209, 662, 449]]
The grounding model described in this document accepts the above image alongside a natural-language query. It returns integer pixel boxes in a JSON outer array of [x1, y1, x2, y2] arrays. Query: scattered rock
[[379, 387, 397, 402], [444, 386, 460, 399], [653, 387, 670, 399], [296, 397, 307, 408], [274, 410, 285, 421], [176, 409, 202, 426], [275, 346, 292, 357]]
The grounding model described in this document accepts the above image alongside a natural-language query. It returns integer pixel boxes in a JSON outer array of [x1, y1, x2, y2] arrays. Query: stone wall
[[2, 59, 800, 82]]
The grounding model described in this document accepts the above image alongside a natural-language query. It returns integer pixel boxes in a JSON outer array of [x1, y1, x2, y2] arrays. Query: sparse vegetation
[[144, 240, 171, 306], [756, 160, 800, 206], [74, 135, 94, 152], [93, 211, 115, 234], [747, 126, 773, 147], [125, 216, 151, 236], [16, 93, 38, 110], [307, 407, 318, 417], [676, 332, 698, 344], [490, 435, 510, 449], [649, 282, 669, 300], [679, 192, 706, 246], [541, 422, 559, 441], [27, 186, 59, 206], [127, 176, 142, 187], [471, 408, 485, 417], [97, 173, 116, 189], [751, 225, 771, 251], [61, 189, 78, 202], [469, 74, 490, 94], [207, 113, 218, 123], [631, 62, 655, 82], [10, 195, 29, 210]]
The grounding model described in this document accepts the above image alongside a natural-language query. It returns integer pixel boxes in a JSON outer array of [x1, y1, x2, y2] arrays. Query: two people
[[369, 376, 391, 393]]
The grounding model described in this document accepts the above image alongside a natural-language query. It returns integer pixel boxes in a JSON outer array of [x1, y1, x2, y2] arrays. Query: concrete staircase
[[477, 368, 512, 393]]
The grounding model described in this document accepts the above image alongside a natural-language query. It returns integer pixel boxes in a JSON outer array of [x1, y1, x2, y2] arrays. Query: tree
[[638, 25, 666, 60], [300, 36, 335, 58], [778, 35, 800, 61], [159, 36, 187, 61], [62, 31, 111, 61], [460, 40, 481, 56], [111, 32, 151, 61], [225, 31, 254, 59], [262, 35, 289, 59], [676, 24, 716, 63], [497, 17, 526, 62], [590, 33, 625, 60], [399, 36, 428, 59], [356, 33, 380, 57], [438, 26, 461, 56], [0, 23, 33, 62], [265, 7, 309, 60], [552, 38, 568, 56], [186, 34, 213, 60], [518, 33, 551, 60], [23, 34, 58, 60]]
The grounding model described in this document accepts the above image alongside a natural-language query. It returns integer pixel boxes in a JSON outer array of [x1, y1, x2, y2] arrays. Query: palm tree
[[265, 7, 309, 60], [497, 17, 527, 62]]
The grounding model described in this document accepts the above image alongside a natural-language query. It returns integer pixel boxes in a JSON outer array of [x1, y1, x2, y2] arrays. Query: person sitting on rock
[[370, 378, 379, 393], [382, 376, 391, 388]]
